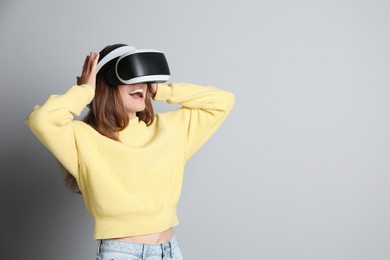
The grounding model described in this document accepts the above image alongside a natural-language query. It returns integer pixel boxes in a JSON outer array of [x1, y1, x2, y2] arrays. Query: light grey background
[[1, 0, 390, 259]]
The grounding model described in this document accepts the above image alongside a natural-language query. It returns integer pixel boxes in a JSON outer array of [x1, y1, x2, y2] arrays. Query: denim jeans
[[96, 236, 184, 260]]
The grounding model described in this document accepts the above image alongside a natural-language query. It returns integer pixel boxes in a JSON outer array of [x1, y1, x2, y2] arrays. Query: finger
[[86, 52, 97, 72], [83, 55, 90, 69], [81, 55, 90, 78], [90, 52, 99, 72], [93, 53, 100, 66]]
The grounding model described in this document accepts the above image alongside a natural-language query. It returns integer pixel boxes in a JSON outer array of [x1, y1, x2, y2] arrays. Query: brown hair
[[62, 78, 155, 194]]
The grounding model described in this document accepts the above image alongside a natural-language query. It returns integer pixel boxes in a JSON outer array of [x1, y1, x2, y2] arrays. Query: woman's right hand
[[77, 52, 99, 91]]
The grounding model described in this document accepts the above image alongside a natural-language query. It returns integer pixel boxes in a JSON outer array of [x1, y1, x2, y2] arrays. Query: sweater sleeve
[[25, 84, 95, 178], [154, 82, 235, 160]]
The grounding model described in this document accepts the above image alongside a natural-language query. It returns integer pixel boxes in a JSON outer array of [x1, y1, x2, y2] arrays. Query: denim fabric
[[96, 236, 183, 260]]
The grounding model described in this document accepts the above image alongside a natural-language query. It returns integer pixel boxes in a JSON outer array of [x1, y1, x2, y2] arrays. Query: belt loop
[[161, 243, 166, 257], [96, 240, 102, 255], [142, 244, 147, 260], [169, 240, 173, 258]]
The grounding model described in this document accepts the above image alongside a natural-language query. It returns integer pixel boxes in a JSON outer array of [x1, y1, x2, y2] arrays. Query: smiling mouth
[[129, 89, 145, 99]]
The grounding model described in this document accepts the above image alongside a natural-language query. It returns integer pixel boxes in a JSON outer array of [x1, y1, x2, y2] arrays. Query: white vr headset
[[96, 45, 170, 85]]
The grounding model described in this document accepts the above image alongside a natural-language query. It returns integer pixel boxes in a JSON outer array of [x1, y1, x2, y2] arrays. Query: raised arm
[[25, 53, 99, 178], [154, 82, 235, 160]]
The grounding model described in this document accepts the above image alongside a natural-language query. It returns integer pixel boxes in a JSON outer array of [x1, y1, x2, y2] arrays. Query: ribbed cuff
[[79, 84, 95, 103], [153, 84, 172, 101]]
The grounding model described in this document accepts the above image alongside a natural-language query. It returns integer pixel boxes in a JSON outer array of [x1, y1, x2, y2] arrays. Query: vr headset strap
[[96, 46, 136, 74]]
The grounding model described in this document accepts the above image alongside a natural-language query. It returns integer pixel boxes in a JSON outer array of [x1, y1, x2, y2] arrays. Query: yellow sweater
[[26, 82, 235, 239]]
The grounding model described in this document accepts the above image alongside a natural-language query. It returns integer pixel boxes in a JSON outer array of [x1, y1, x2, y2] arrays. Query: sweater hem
[[93, 206, 179, 240]]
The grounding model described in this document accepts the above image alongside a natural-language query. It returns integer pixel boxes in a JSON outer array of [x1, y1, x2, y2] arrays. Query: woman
[[26, 44, 235, 259]]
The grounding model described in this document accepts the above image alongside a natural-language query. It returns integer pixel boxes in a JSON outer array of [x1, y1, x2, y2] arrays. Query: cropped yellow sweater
[[26, 82, 234, 239]]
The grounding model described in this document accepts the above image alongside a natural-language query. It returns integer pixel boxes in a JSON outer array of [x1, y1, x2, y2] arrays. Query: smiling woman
[[25, 43, 235, 259]]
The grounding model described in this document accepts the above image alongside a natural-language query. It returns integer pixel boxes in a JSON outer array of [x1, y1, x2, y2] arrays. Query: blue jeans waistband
[[96, 235, 180, 259]]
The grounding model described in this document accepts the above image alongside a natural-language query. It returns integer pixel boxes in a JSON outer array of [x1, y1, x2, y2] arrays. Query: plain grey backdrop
[[1, 0, 390, 259]]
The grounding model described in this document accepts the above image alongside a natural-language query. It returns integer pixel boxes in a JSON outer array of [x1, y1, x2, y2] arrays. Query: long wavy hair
[[62, 44, 155, 194]]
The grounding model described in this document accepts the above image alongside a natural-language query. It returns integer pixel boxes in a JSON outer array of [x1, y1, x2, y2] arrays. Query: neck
[[128, 112, 136, 120]]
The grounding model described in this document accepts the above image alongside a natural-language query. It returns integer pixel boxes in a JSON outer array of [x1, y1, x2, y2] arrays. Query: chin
[[135, 106, 146, 112]]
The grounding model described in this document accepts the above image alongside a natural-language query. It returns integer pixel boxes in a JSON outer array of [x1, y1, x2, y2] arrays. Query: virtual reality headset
[[96, 45, 170, 85]]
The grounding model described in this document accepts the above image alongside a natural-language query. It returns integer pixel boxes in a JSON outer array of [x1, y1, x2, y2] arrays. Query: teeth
[[129, 89, 144, 95]]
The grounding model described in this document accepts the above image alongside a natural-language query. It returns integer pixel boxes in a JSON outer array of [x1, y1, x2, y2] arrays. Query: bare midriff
[[112, 228, 174, 244]]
